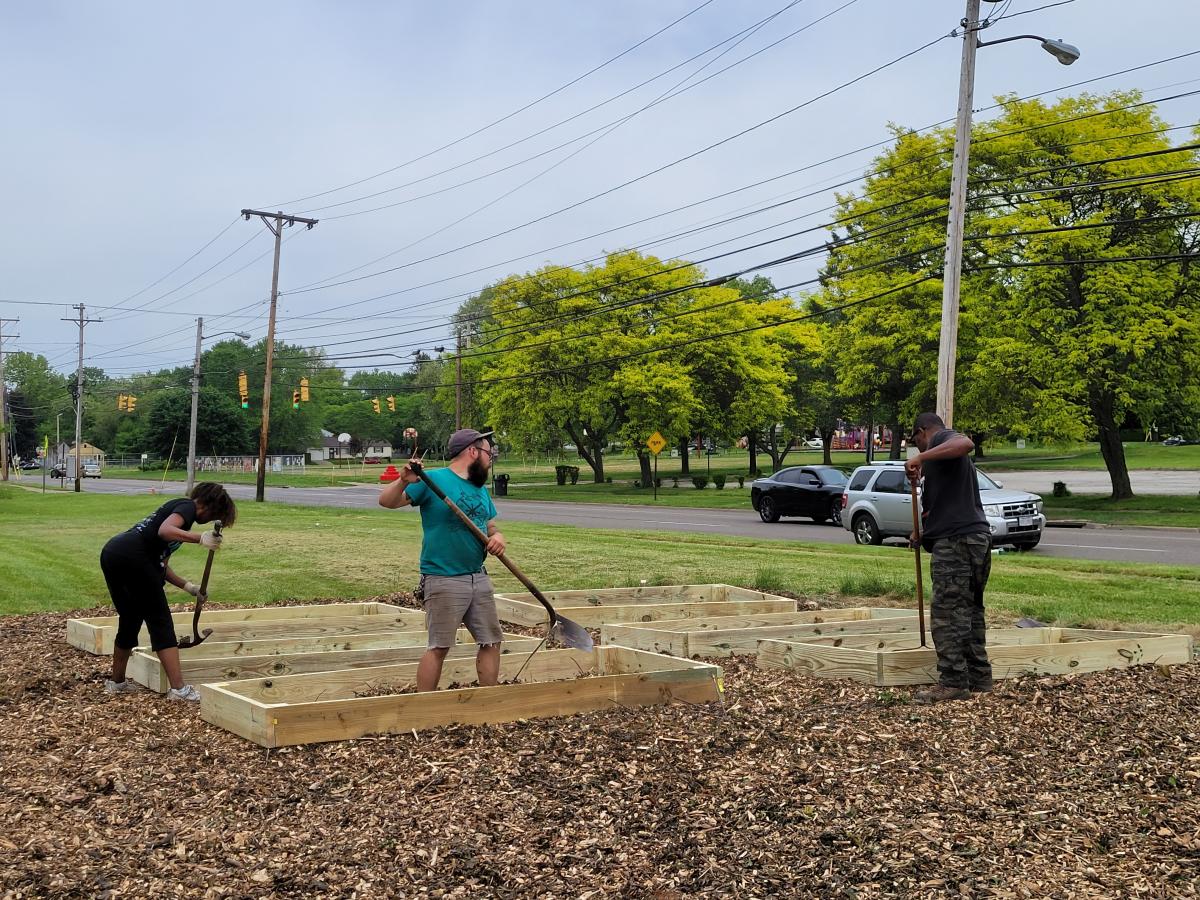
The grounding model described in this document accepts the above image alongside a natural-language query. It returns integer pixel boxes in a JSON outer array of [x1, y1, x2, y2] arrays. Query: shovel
[[409, 461, 593, 652], [908, 482, 929, 648], [177, 520, 221, 649]]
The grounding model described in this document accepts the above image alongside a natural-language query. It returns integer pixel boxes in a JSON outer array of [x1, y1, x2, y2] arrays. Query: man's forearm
[[379, 480, 412, 509]]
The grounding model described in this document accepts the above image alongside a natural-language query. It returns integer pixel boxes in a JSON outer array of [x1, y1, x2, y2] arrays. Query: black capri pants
[[99, 548, 178, 651]]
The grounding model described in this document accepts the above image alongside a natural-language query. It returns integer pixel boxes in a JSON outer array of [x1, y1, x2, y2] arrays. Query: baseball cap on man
[[447, 428, 494, 458]]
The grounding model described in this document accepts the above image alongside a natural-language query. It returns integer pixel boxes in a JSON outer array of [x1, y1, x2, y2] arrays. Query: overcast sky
[[3, 0, 1198, 377]]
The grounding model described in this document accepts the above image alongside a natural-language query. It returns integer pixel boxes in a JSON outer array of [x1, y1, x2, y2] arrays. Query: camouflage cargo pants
[[929, 534, 992, 690]]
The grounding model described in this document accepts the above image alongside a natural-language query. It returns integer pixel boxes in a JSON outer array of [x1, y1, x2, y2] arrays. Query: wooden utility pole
[[186, 316, 204, 495], [240, 209, 317, 503], [0, 317, 19, 481], [455, 332, 463, 430], [63, 305, 101, 492]]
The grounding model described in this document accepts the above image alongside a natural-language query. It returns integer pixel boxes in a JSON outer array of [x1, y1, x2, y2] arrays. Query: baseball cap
[[446, 428, 494, 458]]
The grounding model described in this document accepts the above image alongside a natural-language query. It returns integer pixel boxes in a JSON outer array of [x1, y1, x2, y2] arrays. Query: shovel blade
[[550, 616, 593, 651]]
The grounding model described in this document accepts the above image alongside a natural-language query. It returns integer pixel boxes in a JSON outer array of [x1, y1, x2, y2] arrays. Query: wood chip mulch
[[1, 603, 1198, 899]]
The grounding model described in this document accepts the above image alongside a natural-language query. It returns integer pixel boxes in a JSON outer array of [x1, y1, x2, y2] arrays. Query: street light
[[935, 0, 1080, 427], [187, 319, 255, 493]]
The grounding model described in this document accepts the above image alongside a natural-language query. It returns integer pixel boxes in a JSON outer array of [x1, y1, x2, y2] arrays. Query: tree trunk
[[565, 423, 604, 483], [888, 420, 902, 460], [679, 436, 690, 475], [637, 450, 653, 487], [1094, 398, 1133, 499], [970, 432, 986, 459], [864, 414, 874, 464], [821, 427, 834, 466], [748, 433, 758, 476]]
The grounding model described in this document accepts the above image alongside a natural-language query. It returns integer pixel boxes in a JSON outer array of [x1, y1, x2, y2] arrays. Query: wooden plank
[[687, 618, 922, 658], [66, 602, 415, 655], [497, 585, 721, 606], [789, 627, 1063, 651], [129, 633, 541, 693], [498, 598, 795, 628], [759, 630, 1193, 686], [201, 647, 722, 747]]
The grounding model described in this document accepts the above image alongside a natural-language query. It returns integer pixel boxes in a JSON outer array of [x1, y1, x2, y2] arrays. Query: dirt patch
[[2, 608, 1197, 898]]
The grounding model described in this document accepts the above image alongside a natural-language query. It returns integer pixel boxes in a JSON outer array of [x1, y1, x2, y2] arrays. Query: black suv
[[750, 465, 848, 525]]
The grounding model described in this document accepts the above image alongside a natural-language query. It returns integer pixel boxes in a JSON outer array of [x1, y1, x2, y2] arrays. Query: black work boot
[[914, 684, 971, 704]]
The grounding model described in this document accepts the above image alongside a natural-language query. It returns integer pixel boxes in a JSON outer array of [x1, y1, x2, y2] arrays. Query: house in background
[[307, 430, 393, 463]]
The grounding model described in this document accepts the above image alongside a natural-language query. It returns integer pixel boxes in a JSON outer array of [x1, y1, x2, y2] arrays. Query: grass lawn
[[2, 485, 1197, 631], [976, 442, 1200, 471], [1042, 494, 1200, 528]]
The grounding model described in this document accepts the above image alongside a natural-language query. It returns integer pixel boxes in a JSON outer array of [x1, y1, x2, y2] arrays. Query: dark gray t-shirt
[[921, 429, 989, 544]]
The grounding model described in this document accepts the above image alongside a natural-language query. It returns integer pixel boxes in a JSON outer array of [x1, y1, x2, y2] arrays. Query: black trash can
[[493, 473, 510, 496]]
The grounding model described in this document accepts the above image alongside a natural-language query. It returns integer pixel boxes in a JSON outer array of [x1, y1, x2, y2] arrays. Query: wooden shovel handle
[[410, 463, 559, 627], [909, 482, 928, 648]]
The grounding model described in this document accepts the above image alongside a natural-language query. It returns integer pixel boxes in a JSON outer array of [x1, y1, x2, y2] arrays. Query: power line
[[266, 0, 722, 208]]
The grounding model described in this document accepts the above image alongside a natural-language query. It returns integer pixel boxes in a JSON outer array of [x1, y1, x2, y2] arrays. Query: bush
[[691, 476, 708, 490], [606, 476, 613, 484], [655, 477, 662, 488], [736, 475, 745, 488], [1052, 481, 1071, 497], [671, 477, 679, 488], [713, 474, 727, 490]]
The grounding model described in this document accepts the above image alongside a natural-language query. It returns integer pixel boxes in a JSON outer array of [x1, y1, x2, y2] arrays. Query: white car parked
[[840, 461, 1045, 550]]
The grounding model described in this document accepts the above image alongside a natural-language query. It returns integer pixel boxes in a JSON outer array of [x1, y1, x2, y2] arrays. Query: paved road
[[983, 469, 1199, 496], [72, 477, 1200, 566]]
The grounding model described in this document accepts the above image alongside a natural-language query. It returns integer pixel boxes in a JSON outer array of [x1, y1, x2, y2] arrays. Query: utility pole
[[186, 317, 203, 495], [63, 305, 101, 493], [936, 0, 1079, 426], [935, 0, 982, 429], [240, 209, 318, 503], [0, 317, 19, 482], [455, 332, 463, 430]]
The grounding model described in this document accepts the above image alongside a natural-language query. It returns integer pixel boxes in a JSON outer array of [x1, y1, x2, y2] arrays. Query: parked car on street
[[18, 459, 41, 470], [82, 464, 102, 478], [840, 461, 1045, 549], [750, 465, 848, 525], [1161, 435, 1190, 446]]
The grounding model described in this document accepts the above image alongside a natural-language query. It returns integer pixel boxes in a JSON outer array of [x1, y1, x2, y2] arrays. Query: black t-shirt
[[106, 498, 198, 566], [921, 429, 989, 544]]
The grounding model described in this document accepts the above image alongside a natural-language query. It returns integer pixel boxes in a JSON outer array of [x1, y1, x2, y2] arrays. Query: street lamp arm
[[977, 33, 1080, 64]]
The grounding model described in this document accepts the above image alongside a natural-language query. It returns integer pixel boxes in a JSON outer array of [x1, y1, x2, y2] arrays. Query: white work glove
[[183, 581, 202, 597], [199, 530, 222, 551]]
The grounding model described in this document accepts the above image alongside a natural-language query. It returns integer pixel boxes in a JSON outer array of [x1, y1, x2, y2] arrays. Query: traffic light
[[292, 390, 300, 410], [387, 395, 396, 413], [117, 394, 127, 411], [238, 371, 249, 409], [371, 398, 381, 414], [127, 395, 137, 412], [300, 378, 310, 402]]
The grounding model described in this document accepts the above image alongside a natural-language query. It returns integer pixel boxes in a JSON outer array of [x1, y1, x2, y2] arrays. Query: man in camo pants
[[905, 412, 993, 703]]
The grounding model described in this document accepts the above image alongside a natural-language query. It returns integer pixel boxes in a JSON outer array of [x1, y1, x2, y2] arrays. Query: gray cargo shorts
[[423, 572, 503, 649]]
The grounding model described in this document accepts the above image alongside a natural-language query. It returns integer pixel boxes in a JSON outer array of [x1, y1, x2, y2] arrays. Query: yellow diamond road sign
[[646, 431, 667, 455]]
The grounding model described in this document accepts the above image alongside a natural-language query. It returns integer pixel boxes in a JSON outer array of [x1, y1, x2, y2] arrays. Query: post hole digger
[[409, 459, 594, 671], [177, 520, 222, 649], [908, 480, 929, 649]]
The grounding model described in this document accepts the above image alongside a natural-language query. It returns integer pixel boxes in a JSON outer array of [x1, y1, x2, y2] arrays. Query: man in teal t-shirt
[[379, 428, 506, 691]]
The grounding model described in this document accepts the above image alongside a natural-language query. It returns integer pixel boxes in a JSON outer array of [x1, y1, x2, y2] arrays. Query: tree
[[142, 388, 255, 459]]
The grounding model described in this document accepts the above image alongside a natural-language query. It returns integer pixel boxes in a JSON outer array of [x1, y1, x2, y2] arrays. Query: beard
[[467, 458, 490, 487]]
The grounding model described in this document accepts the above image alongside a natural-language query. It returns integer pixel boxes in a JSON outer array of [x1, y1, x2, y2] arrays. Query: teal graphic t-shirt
[[405, 467, 499, 576]]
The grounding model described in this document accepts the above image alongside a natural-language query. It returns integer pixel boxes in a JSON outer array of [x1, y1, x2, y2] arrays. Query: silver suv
[[840, 461, 1045, 550]]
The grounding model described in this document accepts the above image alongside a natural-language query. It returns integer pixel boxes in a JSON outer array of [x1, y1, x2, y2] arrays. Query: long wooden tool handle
[[198, 520, 223, 596], [410, 463, 559, 627], [189, 520, 222, 641], [909, 482, 928, 648]]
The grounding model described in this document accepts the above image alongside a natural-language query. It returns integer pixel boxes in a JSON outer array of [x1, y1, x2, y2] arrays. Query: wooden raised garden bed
[[757, 627, 1194, 686], [601, 607, 916, 658], [66, 602, 422, 655], [129, 629, 541, 693], [495, 584, 795, 628], [201, 646, 723, 747]]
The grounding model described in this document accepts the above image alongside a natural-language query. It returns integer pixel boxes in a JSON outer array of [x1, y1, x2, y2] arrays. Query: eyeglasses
[[472, 444, 498, 459]]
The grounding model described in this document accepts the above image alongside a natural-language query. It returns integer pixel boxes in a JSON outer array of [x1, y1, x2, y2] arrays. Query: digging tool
[[408, 460, 593, 653], [177, 520, 221, 649], [908, 481, 929, 648]]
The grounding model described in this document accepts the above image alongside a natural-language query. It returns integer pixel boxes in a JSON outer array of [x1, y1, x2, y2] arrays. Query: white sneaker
[[104, 679, 140, 694], [166, 684, 201, 702]]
